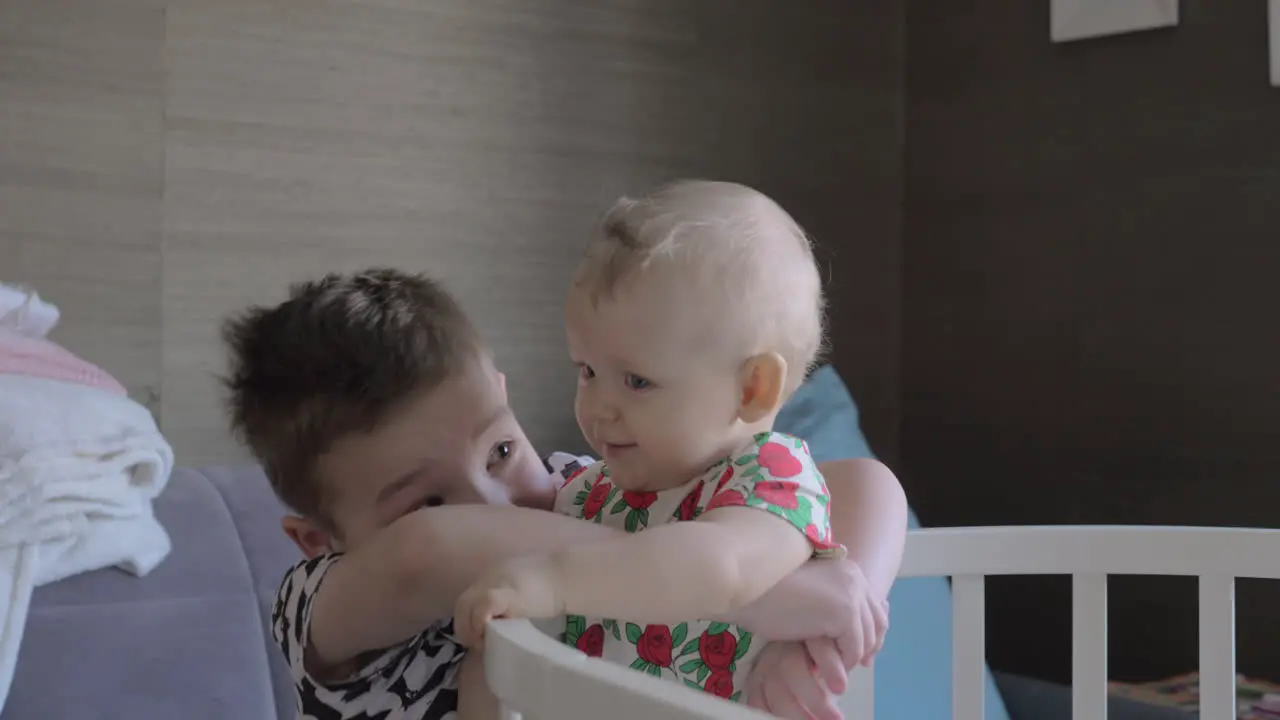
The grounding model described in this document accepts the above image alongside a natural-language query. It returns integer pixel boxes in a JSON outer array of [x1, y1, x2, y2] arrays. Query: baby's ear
[[496, 371, 508, 398], [737, 352, 787, 423]]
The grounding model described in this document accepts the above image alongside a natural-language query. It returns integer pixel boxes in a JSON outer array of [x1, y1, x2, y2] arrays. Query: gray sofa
[[4, 465, 1188, 719]]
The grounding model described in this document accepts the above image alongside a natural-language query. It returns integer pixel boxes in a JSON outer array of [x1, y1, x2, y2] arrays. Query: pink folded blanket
[[0, 328, 126, 396]]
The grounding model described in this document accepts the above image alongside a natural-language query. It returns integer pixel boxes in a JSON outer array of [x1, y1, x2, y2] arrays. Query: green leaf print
[[671, 622, 688, 647], [731, 691, 742, 703], [629, 658, 647, 671], [646, 664, 662, 678], [679, 658, 703, 674], [575, 490, 589, 504], [792, 436, 803, 449], [734, 454, 756, 466], [637, 507, 649, 528], [626, 622, 642, 644], [625, 511, 639, 533], [603, 619, 621, 641], [696, 664, 709, 682], [735, 631, 753, 660], [566, 615, 585, 645], [610, 500, 627, 515], [678, 638, 700, 657], [684, 679, 701, 690], [707, 621, 731, 636]]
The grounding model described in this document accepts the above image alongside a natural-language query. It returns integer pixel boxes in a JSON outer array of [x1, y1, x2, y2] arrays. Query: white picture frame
[[1051, 0, 1179, 43]]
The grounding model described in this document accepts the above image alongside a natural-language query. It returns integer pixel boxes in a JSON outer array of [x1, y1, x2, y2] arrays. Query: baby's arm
[[826, 457, 907, 600], [457, 437, 840, 636], [724, 458, 906, 641], [307, 503, 622, 672], [552, 503, 815, 621]]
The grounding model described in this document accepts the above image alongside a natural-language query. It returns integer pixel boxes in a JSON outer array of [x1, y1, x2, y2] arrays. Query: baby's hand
[[454, 556, 565, 648], [746, 639, 844, 720]]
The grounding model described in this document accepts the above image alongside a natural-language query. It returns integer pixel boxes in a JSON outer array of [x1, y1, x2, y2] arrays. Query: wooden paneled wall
[[0, 0, 903, 465]]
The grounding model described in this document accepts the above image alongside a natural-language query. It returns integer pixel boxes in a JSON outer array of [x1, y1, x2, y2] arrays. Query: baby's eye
[[578, 364, 595, 380], [624, 373, 652, 390], [487, 440, 514, 469], [421, 495, 444, 508]]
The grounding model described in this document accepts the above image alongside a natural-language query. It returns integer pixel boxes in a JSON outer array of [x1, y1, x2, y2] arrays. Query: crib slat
[[952, 574, 985, 720], [1071, 573, 1108, 720], [846, 666, 874, 720], [1198, 575, 1236, 720]]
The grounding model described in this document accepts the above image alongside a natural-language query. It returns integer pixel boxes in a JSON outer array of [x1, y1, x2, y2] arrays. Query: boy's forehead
[[316, 364, 508, 497]]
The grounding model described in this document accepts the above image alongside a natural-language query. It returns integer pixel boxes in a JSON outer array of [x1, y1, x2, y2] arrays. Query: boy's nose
[[457, 475, 508, 506]]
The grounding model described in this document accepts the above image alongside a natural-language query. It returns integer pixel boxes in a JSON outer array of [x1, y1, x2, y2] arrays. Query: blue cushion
[[776, 365, 1011, 720]]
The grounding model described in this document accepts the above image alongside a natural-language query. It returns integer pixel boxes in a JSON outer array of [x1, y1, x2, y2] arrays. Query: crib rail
[[874, 525, 1280, 720], [486, 617, 773, 720], [486, 525, 1280, 720]]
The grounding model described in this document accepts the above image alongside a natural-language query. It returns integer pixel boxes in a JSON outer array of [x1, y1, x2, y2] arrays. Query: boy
[[223, 268, 905, 719]]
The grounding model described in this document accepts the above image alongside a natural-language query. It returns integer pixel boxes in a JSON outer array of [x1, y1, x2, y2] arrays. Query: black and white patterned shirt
[[271, 453, 594, 720], [272, 554, 465, 720]]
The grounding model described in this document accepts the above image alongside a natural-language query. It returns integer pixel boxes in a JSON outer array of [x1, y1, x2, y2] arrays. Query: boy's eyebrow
[[474, 405, 512, 439], [376, 466, 431, 506], [374, 406, 514, 506]]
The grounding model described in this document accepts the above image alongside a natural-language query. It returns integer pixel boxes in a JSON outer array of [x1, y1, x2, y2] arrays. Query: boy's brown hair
[[221, 268, 481, 525]]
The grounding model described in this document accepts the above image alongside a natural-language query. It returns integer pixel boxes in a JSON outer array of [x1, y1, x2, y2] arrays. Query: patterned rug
[[1109, 672, 1280, 718]]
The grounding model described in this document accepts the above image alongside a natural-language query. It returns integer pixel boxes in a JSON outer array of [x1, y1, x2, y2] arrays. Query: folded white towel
[[0, 375, 174, 711], [0, 283, 59, 339]]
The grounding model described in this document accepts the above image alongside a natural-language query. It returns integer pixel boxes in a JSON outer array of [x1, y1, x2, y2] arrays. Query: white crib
[[485, 524, 1280, 719]]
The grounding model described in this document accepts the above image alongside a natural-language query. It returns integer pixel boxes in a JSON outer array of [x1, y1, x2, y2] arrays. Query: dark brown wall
[[694, 1, 904, 463], [903, 2, 1280, 682]]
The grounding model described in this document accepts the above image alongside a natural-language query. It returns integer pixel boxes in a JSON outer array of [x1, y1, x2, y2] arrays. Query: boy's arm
[[307, 504, 622, 672], [457, 648, 500, 720], [466, 508, 814, 629]]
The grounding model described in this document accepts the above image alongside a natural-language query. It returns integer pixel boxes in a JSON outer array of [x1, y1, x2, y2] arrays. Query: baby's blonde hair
[[574, 179, 825, 395]]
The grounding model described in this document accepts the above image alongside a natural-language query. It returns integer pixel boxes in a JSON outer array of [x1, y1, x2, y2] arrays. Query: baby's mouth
[[602, 442, 637, 459]]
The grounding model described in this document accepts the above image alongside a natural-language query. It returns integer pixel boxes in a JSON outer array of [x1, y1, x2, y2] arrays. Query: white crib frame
[[486, 524, 1280, 720]]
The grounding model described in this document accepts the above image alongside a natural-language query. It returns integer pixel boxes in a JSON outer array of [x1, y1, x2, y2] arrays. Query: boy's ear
[[737, 352, 787, 424], [496, 371, 507, 398], [282, 515, 338, 558]]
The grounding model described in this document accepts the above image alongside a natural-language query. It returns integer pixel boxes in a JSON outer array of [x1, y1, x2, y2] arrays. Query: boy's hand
[[454, 556, 565, 648], [746, 639, 845, 720]]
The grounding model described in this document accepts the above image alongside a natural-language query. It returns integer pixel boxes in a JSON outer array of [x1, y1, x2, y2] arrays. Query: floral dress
[[551, 431, 843, 703]]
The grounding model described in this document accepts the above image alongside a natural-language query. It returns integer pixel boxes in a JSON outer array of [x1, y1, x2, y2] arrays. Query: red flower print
[[560, 465, 588, 489], [757, 442, 803, 478], [576, 623, 605, 657], [752, 480, 801, 510], [582, 481, 612, 519], [704, 668, 735, 699], [636, 624, 674, 667], [698, 629, 738, 671], [805, 523, 837, 549], [714, 466, 734, 493], [676, 482, 703, 521], [705, 489, 745, 513], [622, 490, 657, 509]]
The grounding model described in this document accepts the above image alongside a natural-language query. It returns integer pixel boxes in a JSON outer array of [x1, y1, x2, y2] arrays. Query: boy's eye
[[578, 364, 595, 380], [487, 440, 514, 468], [624, 373, 651, 390], [422, 495, 444, 508]]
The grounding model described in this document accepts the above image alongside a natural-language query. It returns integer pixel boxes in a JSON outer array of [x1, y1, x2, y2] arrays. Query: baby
[[456, 180, 841, 703]]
